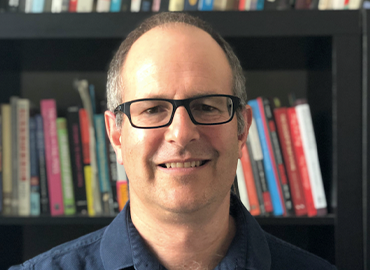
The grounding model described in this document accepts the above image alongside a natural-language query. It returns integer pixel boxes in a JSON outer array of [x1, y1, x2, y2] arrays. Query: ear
[[238, 105, 253, 159], [105, 110, 123, 165]]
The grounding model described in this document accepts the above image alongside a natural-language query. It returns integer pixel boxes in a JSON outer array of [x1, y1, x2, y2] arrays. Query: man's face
[[116, 25, 248, 215]]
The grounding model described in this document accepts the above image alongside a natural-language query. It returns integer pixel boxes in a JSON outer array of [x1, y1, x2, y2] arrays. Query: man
[[10, 12, 336, 270]]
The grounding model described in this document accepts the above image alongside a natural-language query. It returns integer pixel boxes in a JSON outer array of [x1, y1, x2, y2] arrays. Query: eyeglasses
[[114, 94, 241, 129]]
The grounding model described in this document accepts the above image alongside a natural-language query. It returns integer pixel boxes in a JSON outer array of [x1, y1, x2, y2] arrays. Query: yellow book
[[84, 165, 95, 217]]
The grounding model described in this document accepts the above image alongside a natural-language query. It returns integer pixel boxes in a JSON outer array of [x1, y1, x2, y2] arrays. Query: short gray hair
[[106, 12, 247, 134]]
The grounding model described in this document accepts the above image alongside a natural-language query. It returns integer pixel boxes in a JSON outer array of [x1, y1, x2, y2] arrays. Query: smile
[[159, 160, 208, 169]]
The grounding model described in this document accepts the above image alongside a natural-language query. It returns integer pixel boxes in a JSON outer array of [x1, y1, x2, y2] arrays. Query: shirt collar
[[100, 194, 271, 270]]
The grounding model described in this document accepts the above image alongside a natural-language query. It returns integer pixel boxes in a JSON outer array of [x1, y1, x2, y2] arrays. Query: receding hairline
[[120, 22, 233, 100]]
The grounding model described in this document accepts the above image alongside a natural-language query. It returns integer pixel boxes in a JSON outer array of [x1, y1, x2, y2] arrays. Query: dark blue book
[[35, 114, 50, 215], [184, 0, 198, 9]]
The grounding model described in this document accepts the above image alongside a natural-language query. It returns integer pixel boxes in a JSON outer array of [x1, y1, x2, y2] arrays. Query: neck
[[130, 193, 236, 270]]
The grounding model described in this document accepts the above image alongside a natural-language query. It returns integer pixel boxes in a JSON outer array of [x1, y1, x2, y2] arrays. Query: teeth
[[164, 161, 204, 168]]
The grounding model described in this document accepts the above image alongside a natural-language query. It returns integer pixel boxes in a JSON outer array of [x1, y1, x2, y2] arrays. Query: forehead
[[121, 24, 233, 101]]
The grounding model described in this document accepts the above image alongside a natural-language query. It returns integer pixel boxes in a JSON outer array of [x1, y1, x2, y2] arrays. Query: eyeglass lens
[[129, 96, 234, 128]]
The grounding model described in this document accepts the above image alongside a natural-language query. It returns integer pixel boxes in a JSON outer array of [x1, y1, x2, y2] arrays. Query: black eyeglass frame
[[113, 94, 241, 129]]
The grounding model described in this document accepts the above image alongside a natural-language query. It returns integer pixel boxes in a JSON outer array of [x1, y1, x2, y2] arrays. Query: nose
[[164, 106, 200, 147]]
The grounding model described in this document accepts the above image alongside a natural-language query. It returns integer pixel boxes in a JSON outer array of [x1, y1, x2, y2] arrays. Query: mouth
[[158, 160, 209, 169]]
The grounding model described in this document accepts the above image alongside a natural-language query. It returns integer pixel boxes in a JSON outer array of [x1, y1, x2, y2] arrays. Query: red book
[[274, 107, 307, 216], [40, 99, 64, 216], [287, 107, 317, 217], [79, 109, 90, 165], [240, 144, 260, 216], [69, 0, 78, 11], [238, 0, 246, 10], [257, 97, 287, 215]]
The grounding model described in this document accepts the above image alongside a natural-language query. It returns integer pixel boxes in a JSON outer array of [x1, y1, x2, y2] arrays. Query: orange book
[[240, 144, 261, 216], [78, 109, 90, 165]]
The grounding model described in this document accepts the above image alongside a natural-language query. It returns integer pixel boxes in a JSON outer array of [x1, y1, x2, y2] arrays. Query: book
[[95, 114, 114, 216], [57, 118, 76, 216], [295, 102, 327, 215], [274, 107, 307, 216], [29, 116, 41, 216], [116, 161, 129, 211], [43, 0, 52, 11], [248, 117, 273, 215], [130, 0, 141, 10], [76, 0, 93, 11], [1, 104, 11, 215], [198, 0, 213, 9], [287, 107, 317, 217], [184, 0, 198, 9], [40, 99, 64, 216], [262, 97, 294, 216], [51, 0, 62, 11], [66, 107, 88, 215], [236, 159, 250, 210], [213, 0, 234, 9], [246, 136, 266, 216], [248, 99, 284, 216], [35, 114, 49, 215], [69, 0, 77, 10], [152, 0, 160, 10], [120, 0, 130, 10], [31, 0, 45, 12], [240, 144, 260, 216], [108, 0, 120, 11], [17, 99, 30, 216], [79, 108, 95, 216], [168, 0, 183, 10], [8, 0, 20, 11], [140, 0, 152, 9], [76, 79, 102, 216], [10, 96, 19, 216]]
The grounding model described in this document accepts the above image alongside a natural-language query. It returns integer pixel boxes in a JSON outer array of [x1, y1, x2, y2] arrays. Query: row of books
[[0, 80, 129, 217], [234, 97, 327, 217], [0, 0, 363, 13]]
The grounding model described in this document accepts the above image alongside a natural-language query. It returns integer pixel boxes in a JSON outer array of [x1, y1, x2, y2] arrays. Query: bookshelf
[[0, 10, 365, 270]]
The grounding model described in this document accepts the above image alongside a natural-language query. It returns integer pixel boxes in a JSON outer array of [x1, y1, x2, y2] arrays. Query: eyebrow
[[136, 91, 223, 100]]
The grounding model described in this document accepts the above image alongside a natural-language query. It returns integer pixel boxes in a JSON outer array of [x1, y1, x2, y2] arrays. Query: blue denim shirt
[[9, 194, 336, 270]]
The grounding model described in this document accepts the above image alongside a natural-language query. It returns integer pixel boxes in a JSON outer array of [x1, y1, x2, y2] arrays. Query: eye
[[143, 106, 167, 114]]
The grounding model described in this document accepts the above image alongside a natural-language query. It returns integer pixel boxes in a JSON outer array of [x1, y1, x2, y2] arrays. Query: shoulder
[[9, 227, 107, 270], [264, 232, 337, 270]]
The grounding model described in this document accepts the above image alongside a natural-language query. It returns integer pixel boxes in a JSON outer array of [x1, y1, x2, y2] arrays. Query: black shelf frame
[[0, 10, 366, 270]]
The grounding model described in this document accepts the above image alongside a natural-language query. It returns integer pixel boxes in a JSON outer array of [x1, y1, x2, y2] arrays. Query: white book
[[130, 0, 141, 12], [249, 118, 263, 161], [318, 0, 332, 9], [236, 159, 250, 210], [75, 79, 102, 215], [96, 0, 111, 11], [348, 0, 362, 9], [25, 0, 33, 12], [1, 105, 12, 215], [77, 0, 94, 12], [51, 0, 63, 12], [245, 0, 252, 10], [331, 0, 344, 8], [17, 99, 30, 216], [295, 103, 327, 211]]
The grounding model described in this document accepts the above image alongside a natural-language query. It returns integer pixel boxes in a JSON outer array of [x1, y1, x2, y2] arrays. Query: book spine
[[168, 0, 183, 10], [117, 162, 129, 211], [57, 118, 76, 215], [76, 0, 93, 11], [35, 115, 49, 215], [79, 108, 95, 216], [295, 103, 327, 215], [17, 99, 30, 216], [69, 0, 77, 10], [184, 0, 198, 9], [40, 99, 64, 216], [107, 141, 119, 213], [61, 0, 68, 10], [262, 97, 294, 216], [248, 99, 283, 216], [1, 105, 12, 215], [240, 144, 260, 215], [66, 107, 88, 215], [95, 114, 114, 216], [109, 0, 120, 10], [248, 117, 273, 214], [246, 136, 266, 215], [238, 0, 245, 9], [51, 0, 62, 11], [274, 107, 307, 216], [130, 0, 141, 10], [10, 97, 18, 215], [151, 0, 160, 10], [198, 0, 213, 9], [29, 117, 41, 216], [140, 0, 152, 9], [31, 0, 45, 12], [287, 107, 317, 217], [236, 159, 250, 210]]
